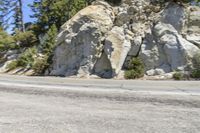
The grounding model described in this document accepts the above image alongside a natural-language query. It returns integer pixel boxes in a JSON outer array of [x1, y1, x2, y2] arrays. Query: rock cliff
[[49, 0, 200, 78]]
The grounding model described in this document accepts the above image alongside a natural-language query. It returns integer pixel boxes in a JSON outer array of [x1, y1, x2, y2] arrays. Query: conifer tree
[[30, 0, 69, 32], [30, 0, 94, 33], [0, 0, 25, 32], [42, 24, 58, 55], [0, 27, 14, 51]]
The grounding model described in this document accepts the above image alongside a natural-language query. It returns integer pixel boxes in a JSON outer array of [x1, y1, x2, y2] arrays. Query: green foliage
[[17, 47, 37, 67], [31, 25, 57, 75], [6, 60, 18, 71], [0, 0, 25, 31], [191, 70, 200, 78], [0, 28, 15, 51], [173, 72, 184, 80], [192, 52, 200, 70], [14, 30, 37, 48], [69, 0, 88, 18], [124, 58, 144, 79], [7, 47, 38, 71], [0, 55, 7, 63], [42, 24, 58, 55], [125, 68, 144, 79], [0, 27, 38, 52], [191, 52, 200, 79], [32, 56, 49, 75], [31, 0, 94, 32]]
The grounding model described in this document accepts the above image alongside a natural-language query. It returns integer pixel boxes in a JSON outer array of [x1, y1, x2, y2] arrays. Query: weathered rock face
[[161, 3, 185, 32], [50, 2, 115, 77], [103, 26, 131, 76], [140, 22, 200, 76], [50, 0, 200, 78]]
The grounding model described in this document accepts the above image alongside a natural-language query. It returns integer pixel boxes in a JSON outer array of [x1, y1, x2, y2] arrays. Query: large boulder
[[50, 3, 114, 76]]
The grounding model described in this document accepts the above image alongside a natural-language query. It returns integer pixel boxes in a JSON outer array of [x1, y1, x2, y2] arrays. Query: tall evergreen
[[0, 1, 3, 27], [30, 0, 94, 33], [0, 0, 9, 29], [16, 0, 25, 32], [30, 0, 69, 32], [0, 0, 25, 32], [68, 0, 88, 18]]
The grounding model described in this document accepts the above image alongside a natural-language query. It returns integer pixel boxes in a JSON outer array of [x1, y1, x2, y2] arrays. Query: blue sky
[[23, 0, 35, 23], [7, 0, 34, 33]]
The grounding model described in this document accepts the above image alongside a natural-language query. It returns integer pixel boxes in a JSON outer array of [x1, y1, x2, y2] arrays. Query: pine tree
[[0, 1, 3, 27], [30, 0, 94, 33], [0, 27, 15, 51], [30, 0, 69, 32], [0, 0, 25, 32], [69, 0, 88, 18], [42, 24, 58, 55], [0, 0, 9, 29], [16, 0, 25, 32]]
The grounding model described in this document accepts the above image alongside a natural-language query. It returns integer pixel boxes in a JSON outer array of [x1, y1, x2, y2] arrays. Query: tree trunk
[[18, 0, 25, 32]]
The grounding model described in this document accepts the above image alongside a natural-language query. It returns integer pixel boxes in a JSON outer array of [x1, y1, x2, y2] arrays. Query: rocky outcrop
[[50, 0, 200, 78]]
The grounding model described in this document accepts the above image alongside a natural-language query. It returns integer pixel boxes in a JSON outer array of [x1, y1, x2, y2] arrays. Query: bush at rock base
[[32, 56, 49, 75], [17, 47, 37, 68], [6, 61, 18, 71], [6, 47, 37, 71], [173, 72, 184, 80], [191, 70, 200, 78], [192, 52, 200, 70], [190, 52, 200, 79], [124, 58, 144, 79], [125, 69, 144, 79]]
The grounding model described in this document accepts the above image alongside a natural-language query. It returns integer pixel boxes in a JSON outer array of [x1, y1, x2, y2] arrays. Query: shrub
[[192, 52, 200, 70], [34, 25, 58, 75], [173, 72, 184, 80], [14, 30, 37, 48], [125, 69, 144, 79], [124, 57, 144, 79], [0, 28, 15, 51], [190, 52, 200, 79], [17, 47, 37, 68], [191, 70, 200, 78], [7, 47, 37, 71], [6, 61, 18, 71], [32, 56, 49, 75], [42, 24, 58, 55]]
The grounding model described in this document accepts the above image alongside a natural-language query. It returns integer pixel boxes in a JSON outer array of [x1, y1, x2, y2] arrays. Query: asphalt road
[[0, 74, 200, 133]]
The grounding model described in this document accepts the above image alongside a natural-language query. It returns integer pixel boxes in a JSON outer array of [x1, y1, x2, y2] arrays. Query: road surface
[[0, 74, 200, 133]]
